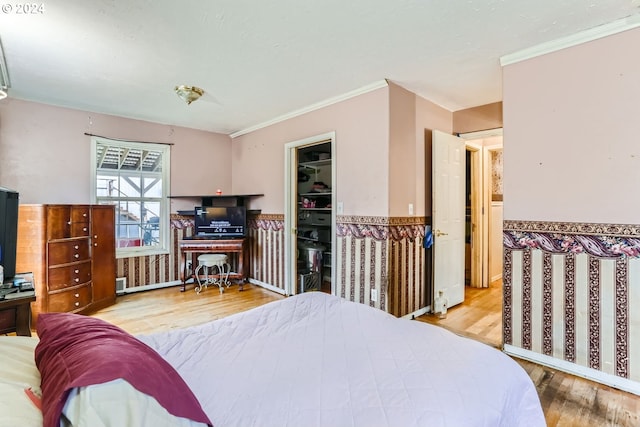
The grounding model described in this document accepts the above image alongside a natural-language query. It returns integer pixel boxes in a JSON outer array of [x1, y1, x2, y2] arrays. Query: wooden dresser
[[16, 204, 116, 324]]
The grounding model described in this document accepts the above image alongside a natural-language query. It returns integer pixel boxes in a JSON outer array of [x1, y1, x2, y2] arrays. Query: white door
[[432, 130, 466, 308]]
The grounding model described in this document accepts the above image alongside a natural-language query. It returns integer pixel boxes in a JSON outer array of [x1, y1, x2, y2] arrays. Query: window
[[91, 137, 170, 257]]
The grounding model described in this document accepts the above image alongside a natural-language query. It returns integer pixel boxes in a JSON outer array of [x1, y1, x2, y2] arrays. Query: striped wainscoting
[[117, 213, 431, 319], [248, 214, 286, 293], [116, 214, 193, 289], [503, 220, 640, 393], [247, 213, 430, 317], [336, 216, 427, 317]]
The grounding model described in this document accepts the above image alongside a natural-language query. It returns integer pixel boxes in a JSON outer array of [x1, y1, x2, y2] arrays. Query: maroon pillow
[[35, 312, 212, 427]]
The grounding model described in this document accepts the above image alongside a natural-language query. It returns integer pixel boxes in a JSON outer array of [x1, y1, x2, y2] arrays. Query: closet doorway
[[284, 132, 336, 296]]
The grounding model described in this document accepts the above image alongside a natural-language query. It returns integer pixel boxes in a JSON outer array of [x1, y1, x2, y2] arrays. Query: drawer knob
[[94, 235, 98, 239], [83, 213, 87, 217], [75, 269, 79, 273], [74, 245, 79, 249], [75, 302, 80, 307], [75, 278, 79, 282], [83, 227, 88, 231], [74, 254, 80, 258], [67, 221, 71, 225], [75, 293, 79, 297]]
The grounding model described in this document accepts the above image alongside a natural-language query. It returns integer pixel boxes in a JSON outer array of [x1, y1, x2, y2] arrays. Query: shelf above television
[[169, 194, 263, 208]]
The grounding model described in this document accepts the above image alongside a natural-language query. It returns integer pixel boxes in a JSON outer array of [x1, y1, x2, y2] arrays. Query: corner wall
[[235, 83, 453, 317]]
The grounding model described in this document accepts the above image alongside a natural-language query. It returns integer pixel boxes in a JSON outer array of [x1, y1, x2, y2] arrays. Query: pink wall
[[503, 28, 640, 224], [389, 83, 417, 217], [452, 102, 502, 135], [0, 99, 231, 212], [388, 82, 453, 217], [415, 92, 453, 216], [231, 87, 390, 216]]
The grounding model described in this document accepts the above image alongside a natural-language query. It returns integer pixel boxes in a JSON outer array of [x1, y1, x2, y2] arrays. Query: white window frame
[[90, 136, 171, 258]]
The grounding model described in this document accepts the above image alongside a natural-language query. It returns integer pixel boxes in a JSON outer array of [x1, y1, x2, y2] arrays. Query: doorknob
[[434, 229, 448, 237]]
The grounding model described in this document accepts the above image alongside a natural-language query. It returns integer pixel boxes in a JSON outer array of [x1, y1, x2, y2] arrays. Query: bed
[[0, 292, 545, 427]]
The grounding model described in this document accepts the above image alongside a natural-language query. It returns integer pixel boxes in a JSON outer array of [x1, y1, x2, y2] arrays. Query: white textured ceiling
[[0, 1, 638, 134]]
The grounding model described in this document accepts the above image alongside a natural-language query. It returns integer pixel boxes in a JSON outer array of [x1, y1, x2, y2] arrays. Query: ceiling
[[1, 1, 639, 135]]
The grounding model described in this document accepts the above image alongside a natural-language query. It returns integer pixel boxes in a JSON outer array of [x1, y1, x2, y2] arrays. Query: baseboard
[[247, 278, 287, 295], [504, 344, 640, 396], [120, 280, 184, 294], [403, 305, 431, 320]]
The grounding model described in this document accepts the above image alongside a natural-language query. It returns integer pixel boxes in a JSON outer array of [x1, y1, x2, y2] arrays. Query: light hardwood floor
[[89, 282, 640, 427]]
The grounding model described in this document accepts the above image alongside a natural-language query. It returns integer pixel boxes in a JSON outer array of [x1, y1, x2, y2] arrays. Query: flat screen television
[[194, 206, 246, 238], [0, 187, 19, 282]]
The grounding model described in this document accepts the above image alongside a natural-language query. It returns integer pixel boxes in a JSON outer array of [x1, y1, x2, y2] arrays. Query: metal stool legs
[[195, 254, 231, 294]]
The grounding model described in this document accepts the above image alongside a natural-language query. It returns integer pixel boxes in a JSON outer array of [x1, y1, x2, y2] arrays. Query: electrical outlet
[[371, 288, 378, 302], [408, 203, 414, 215], [337, 201, 344, 214]]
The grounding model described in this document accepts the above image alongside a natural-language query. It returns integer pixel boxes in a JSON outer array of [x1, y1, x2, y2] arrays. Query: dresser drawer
[[71, 206, 90, 223], [70, 206, 90, 238], [48, 239, 90, 266], [48, 261, 92, 291], [46, 206, 91, 239], [70, 222, 90, 237], [48, 284, 92, 313]]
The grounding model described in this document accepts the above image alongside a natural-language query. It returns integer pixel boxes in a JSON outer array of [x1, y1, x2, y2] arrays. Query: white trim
[[91, 136, 171, 258], [458, 128, 503, 140], [504, 344, 640, 396], [248, 278, 287, 295], [120, 280, 183, 294], [230, 80, 388, 138], [283, 131, 336, 296], [500, 14, 640, 66], [403, 305, 431, 320]]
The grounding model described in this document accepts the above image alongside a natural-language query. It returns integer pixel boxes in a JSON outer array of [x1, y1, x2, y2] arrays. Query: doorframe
[[465, 141, 483, 288], [283, 131, 336, 296], [483, 142, 504, 284], [458, 128, 503, 288]]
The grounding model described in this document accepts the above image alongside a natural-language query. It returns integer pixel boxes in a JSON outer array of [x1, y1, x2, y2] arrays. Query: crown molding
[[500, 14, 640, 66], [230, 80, 388, 138]]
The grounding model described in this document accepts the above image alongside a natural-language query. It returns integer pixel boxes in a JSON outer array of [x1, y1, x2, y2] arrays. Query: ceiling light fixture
[[0, 37, 10, 101], [175, 85, 204, 105]]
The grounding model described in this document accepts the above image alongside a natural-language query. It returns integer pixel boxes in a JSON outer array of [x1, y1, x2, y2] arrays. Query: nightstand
[[0, 274, 36, 336]]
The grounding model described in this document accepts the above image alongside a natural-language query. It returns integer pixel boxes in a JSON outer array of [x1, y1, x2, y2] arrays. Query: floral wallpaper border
[[503, 220, 640, 259]]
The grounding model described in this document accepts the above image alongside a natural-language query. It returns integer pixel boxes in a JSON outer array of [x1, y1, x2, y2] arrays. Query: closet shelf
[[299, 159, 331, 169], [300, 192, 331, 196], [299, 207, 331, 212]]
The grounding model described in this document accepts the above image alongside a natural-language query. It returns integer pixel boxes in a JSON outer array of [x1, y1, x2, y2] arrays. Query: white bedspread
[[140, 292, 545, 427]]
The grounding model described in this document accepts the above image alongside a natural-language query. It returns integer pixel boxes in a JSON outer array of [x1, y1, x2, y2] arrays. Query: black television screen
[[0, 186, 19, 282], [194, 206, 246, 238]]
